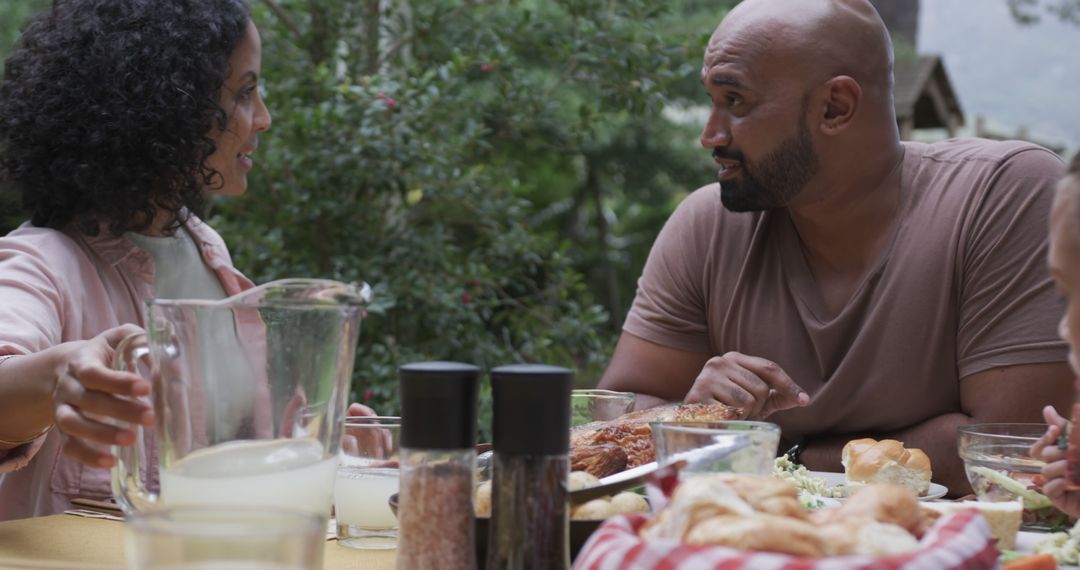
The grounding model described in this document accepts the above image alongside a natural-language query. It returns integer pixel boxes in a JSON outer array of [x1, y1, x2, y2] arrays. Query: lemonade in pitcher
[[159, 439, 338, 515]]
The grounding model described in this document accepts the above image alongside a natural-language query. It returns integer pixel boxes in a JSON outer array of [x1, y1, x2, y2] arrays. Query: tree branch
[[375, 0, 493, 68], [260, 0, 304, 44]]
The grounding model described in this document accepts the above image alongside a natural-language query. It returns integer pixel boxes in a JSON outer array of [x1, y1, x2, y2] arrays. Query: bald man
[[599, 0, 1072, 495]]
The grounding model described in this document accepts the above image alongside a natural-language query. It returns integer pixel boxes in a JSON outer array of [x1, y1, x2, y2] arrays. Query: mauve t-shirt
[[624, 138, 1067, 441]]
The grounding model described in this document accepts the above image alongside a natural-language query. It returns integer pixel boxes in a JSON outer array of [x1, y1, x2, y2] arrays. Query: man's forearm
[[799, 412, 973, 497]]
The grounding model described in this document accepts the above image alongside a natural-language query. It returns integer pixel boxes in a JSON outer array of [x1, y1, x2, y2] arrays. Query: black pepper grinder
[[396, 361, 481, 570], [486, 364, 573, 570]]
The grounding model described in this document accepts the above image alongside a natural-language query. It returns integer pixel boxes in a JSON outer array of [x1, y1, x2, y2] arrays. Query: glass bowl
[[957, 423, 1070, 531], [570, 389, 635, 427]]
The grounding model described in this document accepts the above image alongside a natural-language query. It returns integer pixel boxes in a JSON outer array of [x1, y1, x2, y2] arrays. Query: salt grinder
[[396, 361, 480, 570]]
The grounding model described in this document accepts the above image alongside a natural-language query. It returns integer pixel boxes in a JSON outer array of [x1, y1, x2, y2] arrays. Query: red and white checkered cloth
[[573, 509, 1001, 570], [574, 466, 1000, 570]]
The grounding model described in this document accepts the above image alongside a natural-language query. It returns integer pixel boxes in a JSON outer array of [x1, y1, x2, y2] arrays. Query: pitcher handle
[[109, 332, 156, 513]]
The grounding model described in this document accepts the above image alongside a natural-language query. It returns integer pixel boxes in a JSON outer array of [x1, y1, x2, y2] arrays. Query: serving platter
[[808, 471, 949, 501]]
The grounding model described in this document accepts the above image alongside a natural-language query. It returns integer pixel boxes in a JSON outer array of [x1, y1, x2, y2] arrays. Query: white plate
[[808, 471, 948, 501]]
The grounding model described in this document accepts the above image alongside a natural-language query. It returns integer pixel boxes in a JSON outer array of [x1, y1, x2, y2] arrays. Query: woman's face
[[1049, 176, 1080, 375], [205, 20, 271, 196]]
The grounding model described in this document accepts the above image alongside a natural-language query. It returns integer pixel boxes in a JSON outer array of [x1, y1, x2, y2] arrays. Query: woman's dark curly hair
[[0, 0, 250, 235]]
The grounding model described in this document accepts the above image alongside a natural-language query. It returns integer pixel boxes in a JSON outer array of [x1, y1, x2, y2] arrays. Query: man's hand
[[52, 324, 154, 468], [684, 352, 810, 419]]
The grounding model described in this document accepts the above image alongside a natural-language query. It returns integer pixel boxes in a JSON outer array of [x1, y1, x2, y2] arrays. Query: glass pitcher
[[110, 278, 370, 516]]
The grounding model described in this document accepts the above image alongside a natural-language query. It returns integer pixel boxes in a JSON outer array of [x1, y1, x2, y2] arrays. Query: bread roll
[[711, 474, 806, 519], [639, 476, 754, 541], [684, 513, 827, 557], [818, 517, 919, 556], [571, 498, 617, 520], [610, 491, 649, 514], [921, 499, 1022, 550], [833, 483, 920, 531], [567, 470, 600, 491], [474, 480, 492, 517], [842, 438, 932, 496]]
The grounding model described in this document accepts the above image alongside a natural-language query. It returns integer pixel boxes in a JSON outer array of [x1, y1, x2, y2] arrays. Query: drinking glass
[[124, 506, 324, 570], [570, 389, 635, 427], [651, 420, 780, 476], [335, 416, 401, 549]]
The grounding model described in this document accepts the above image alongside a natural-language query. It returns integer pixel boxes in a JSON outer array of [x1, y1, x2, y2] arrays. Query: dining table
[[0, 512, 396, 570]]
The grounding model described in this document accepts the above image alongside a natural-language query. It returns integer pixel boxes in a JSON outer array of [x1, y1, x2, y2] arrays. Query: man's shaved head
[[698, 0, 901, 212], [705, 0, 894, 105]]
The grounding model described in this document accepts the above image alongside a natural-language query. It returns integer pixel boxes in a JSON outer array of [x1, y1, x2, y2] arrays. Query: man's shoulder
[[907, 138, 1062, 176], [677, 183, 722, 211], [904, 138, 1064, 210]]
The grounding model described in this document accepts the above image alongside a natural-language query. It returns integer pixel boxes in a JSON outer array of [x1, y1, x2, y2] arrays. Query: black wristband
[[784, 438, 807, 465]]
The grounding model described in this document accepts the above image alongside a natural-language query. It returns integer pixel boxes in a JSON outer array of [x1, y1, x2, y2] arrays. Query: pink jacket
[[0, 217, 253, 520]]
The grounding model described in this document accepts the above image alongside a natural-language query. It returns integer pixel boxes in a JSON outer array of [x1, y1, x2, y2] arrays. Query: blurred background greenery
[[0, 0, 735, 437]]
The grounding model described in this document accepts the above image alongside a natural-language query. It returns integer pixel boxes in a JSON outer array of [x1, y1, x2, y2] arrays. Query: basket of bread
[[573, 464, 1007, 570]]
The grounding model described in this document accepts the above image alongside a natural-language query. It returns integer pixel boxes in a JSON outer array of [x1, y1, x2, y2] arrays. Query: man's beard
[[718, 118, 820, 213]]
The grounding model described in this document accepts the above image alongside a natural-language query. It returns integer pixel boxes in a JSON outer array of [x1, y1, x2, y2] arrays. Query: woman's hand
[[342, 402, 386, 457], [347, 403, 377, 418], [52, 325, 155, 468], [1031, 405, 1080, 518], [1030, 405, 1068, 459]]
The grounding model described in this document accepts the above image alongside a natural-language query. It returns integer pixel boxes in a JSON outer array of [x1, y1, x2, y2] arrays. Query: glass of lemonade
[[125, 506, 325, 570], [335, 416, 401, 549]]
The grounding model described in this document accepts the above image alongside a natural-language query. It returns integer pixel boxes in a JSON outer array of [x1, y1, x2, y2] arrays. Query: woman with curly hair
[[0, 0, 270, 520]]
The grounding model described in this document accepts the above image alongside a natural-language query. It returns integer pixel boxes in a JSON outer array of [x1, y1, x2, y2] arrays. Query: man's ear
[[816, 76, 861, 135]]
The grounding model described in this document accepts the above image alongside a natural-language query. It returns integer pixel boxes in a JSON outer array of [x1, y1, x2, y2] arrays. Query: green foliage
[[0, 0, 48, 57], [208, 0, 734, 436]]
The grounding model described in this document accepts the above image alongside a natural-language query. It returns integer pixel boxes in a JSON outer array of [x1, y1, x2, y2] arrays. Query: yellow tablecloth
[[0, 514, 395, 570]]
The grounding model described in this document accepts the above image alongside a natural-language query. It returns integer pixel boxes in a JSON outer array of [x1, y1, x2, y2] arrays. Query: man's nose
[[700, 110, 731, 148]]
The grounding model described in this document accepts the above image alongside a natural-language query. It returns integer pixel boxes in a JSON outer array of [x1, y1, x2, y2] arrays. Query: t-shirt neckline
[[776, 145, 918, 324]]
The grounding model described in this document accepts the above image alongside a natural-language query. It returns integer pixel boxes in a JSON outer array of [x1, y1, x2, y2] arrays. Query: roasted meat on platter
[[569, 402, 741, 478]]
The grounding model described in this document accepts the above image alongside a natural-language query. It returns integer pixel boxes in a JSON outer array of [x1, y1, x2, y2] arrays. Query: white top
[[127, 226, 256, 438], [126, 227, 227, 301]]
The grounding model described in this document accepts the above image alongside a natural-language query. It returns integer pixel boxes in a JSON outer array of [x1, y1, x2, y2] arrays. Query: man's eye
[[725, 93, 742, 107], [238, 86, 255, 101]]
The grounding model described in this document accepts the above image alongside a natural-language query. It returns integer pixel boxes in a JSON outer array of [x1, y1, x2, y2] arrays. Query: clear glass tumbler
[[335, 416, 401, 549], [569, 389, 635, 427], [651, 420, 780, 477]]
